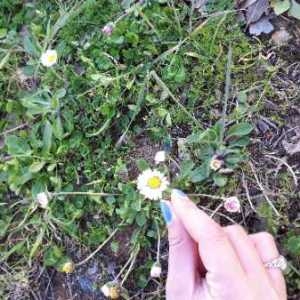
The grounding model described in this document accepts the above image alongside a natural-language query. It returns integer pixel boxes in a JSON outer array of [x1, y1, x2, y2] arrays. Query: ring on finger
[[264, 255, 287, 271]]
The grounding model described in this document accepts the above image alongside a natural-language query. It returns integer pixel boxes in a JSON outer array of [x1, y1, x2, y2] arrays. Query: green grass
[[0, 0, 299, 298]]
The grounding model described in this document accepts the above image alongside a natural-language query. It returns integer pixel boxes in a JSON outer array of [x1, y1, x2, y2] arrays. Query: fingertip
[[160, 200, 174, 225]]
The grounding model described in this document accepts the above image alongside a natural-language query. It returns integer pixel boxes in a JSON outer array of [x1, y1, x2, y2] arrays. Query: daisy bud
[[210, 156, 223, 171], [40, 49, 58, 67], [102, 23, 114, 36], [36, 192, 50, 209], [154, 151, 166, 164], [150, 262, 162, 278], [224, 196, 241, 213], [101, 282, 120, 299], [61, 260, 75, 274]]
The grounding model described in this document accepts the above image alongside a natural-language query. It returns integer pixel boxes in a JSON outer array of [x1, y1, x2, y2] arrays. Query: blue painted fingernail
[[160, 201, 173, 224], [172, 189, 187, 199]]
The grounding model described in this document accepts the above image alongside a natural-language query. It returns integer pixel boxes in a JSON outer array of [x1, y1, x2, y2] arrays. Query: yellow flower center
[[147, 176, 162, 189], [47, 53, 57, 63]]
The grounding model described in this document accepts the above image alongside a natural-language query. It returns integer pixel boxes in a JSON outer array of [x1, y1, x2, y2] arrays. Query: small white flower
[[137, 169, 169, 200], [154, 151, 166, 164], [40, 49, 58, 67], [224, 196, 241, 213], [150, 262, 162, 278], [36, 192, 49, 209], [210, 156, 223, 171], [101, 284, 110, 297]]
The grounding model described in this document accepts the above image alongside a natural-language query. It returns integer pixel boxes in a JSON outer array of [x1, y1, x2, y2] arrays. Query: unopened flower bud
[[101, 281, 120, 299], [102, 23, 114, 36], [154, 151, 166, 164], [150, 262, 162, 278], [36, 192, 50, 209], [224, 196, 241, 213], [61, 260, 75, 273]]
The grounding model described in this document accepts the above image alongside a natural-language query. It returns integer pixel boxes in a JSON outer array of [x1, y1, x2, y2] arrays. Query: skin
[[164, 190, 287, 300]]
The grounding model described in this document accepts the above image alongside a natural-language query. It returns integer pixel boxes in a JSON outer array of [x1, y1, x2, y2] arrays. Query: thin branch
[[249, 161, 280, 217], [0, 123, 29, 136], [265, 154, 298, 187], [220, 45, 232, 142], [75, 226, 120, 267], [150, 71, 203, 129]]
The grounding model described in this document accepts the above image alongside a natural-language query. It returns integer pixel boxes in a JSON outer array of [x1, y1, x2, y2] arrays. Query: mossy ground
[[0, 1, 299, 299]]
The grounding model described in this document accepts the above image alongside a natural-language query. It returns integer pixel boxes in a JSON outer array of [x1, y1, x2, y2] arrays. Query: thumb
[[160, 200, 201, 298]]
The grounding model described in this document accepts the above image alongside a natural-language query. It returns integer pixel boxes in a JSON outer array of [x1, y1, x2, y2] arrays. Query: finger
[[250, 232, 287, 299], [160, 200, 201, 298], [171, 189, 245, 281], [224, 225, 271, 285]]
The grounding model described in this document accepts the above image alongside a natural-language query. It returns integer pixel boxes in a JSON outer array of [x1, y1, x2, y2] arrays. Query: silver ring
[[264, 255, 287, 271]]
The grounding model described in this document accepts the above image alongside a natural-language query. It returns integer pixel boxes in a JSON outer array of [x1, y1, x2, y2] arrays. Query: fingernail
[[160, 200, 173, 224], [171, 189, 187, 200]]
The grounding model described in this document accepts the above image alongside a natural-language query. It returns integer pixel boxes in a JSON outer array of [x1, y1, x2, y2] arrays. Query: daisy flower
[[224, 196, 241, 213], [40, 49, 58, 67], [137, 169, 169, 200]]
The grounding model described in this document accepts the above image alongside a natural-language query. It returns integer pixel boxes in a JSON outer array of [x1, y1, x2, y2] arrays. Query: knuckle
[[205, 225, 227, 244], [225, 224, 245, 234], [255, 231, 275, 245], [257, 231, 275, 244]]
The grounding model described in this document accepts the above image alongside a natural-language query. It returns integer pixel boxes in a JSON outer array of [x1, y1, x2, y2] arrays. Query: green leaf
[[229, 136, 250, 148], [191, 163, 210, 183], [29, 226, 46, 262], [285, 236, 300, 256], [213, 173, 228, 187], [271, 0, 291, 15], [55, 88, 66, 99], [0, 52, 11, 69], [0, 28, 7, 39], [180, 160, 195, 178], [21, 94, 52, 115], [23, 35, 40, 58], [136, 159, 150, 172], [136, 213, 147, 227], [53, 115, 64, 140], [43, 120, 53, 153], [5, 135, 32, 156], [29, 161, 46, 173], [227, 122, 253, 138], [44, 246, 63, 267], [289, 0, 300, 19], [225, 153, 245, 165]]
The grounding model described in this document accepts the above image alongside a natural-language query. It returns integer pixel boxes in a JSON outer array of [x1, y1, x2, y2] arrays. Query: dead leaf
[[271, 0, 291, 15], [249, 16, 274, 35], [282, 139, 300, 155], [271, 28, 292, 45], [246, 0, 270, 24], [289, 0, 300, 20]]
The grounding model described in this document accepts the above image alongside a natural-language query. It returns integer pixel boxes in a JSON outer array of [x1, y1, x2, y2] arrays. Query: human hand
[[160, 189, 287, 300]]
